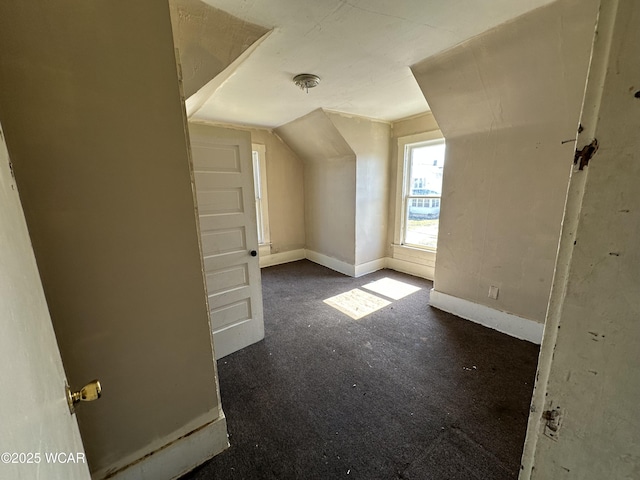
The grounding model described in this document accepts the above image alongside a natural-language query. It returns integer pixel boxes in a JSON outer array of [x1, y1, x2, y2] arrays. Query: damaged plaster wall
[[168, 0, 268, 99], [521, 0, 640, 477], [411, 0, 599, 322]]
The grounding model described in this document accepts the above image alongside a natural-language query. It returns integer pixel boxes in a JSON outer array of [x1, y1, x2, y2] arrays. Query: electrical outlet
[[488, 285, 499, 299]]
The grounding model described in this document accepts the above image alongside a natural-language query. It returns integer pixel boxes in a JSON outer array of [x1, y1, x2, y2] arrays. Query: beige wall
[[189, 121, 306, 255], [277, 110, 357, 264], [412, 0, 599, 322], [304, 156, 358, 264], [253, 129, 306, 254], [0, 1, 222, 476], [392, 112, 441, 139], [326, 112, 391, 266], [184, 118, 305, 265]]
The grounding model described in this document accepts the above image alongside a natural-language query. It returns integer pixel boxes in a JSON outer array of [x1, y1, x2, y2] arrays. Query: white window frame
[[252, 144, 270, 248], [393, 130, 445, 252]]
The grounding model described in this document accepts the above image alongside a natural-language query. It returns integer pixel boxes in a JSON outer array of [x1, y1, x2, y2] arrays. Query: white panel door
[[190, 124, 265, 359], [0, 127, 90, 480]]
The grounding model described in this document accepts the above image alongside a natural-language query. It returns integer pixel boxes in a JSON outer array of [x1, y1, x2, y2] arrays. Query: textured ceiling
[[191, 0, 555, 128]]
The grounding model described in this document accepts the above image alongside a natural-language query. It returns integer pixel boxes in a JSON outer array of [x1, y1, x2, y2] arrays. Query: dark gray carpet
[[182, 260, 538, 479]]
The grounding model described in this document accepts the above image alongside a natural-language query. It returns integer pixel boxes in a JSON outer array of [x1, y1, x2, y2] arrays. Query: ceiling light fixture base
[[293, 73, 320, 93]]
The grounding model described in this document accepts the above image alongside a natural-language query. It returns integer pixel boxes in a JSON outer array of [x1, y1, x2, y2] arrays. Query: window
[[401, 138, 445, 250], [413, 178, 425, 189], [252, 144, 270, 245]]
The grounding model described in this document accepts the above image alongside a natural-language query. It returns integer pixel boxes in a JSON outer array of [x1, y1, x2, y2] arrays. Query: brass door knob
[[66, 380, 102, 415]]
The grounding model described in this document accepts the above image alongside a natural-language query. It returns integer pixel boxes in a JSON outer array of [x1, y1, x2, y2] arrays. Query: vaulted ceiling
[[175, 0, 555, 128]]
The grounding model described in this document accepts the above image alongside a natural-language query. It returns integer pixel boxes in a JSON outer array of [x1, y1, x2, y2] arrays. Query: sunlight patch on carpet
[[323, 288, 391, 320], [361, 277, 421, 300]]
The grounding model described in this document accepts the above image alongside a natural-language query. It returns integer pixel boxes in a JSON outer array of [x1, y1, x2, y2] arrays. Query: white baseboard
[[96, 411, 228, 480], [354, 258, 387, 277], [258, 248, 434, 282], [386, 257, 435, 281], [259, 248, 306, 268], [305, 250, 355, 277], [429, 289, 544, 344]]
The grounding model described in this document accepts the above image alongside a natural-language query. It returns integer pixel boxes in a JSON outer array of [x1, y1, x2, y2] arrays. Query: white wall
[[276, 109, 393, 273], [277, 110, 357, 265], [0, 122, 90, 480], [521, 0, 640, 477], [326, 112, 391, 266], [412, 0, 599, 322]]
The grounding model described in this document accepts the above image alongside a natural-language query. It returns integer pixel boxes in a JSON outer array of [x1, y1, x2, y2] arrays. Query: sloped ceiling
[[169, 0, 269, 98], [188, 0, 555, 128], [275, 109, 354, 162]]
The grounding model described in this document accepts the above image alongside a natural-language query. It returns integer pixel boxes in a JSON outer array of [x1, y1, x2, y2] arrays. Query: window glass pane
[[252, 151, 264, 244], [409, 143, 445, 196], [405, 207, 439, 249], [404, 140, 444, 250], [252, 151, 261, 199]]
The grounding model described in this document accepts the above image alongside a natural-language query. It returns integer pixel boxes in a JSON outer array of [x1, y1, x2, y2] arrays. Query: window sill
[[391, 244, 436, 267]]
